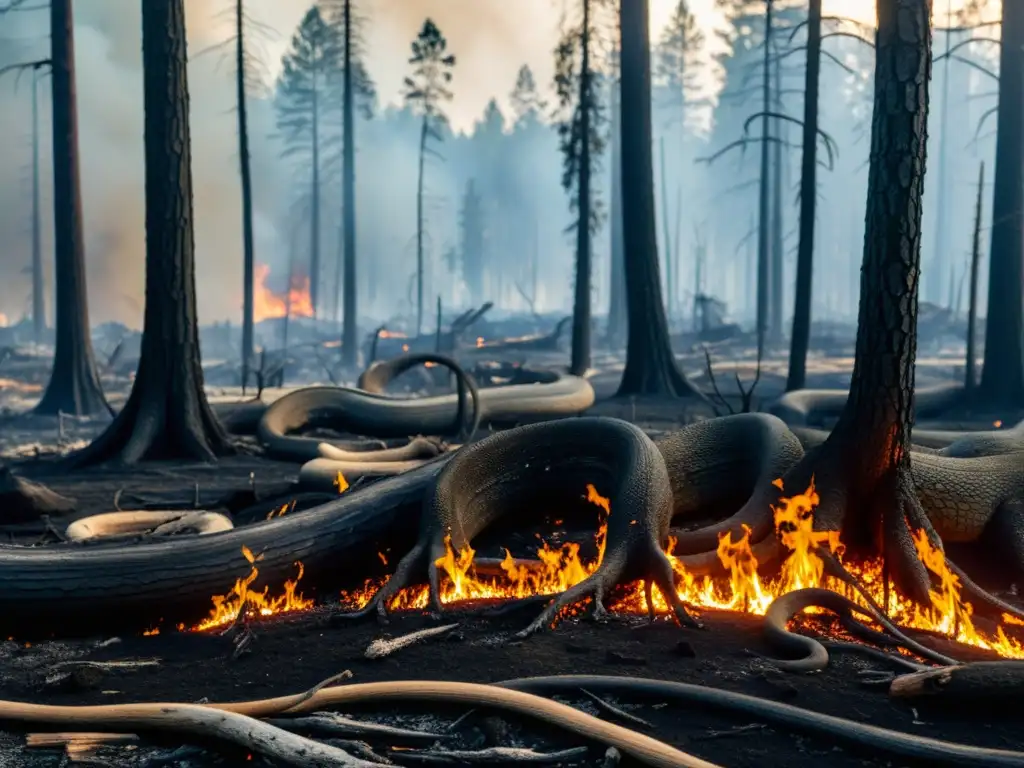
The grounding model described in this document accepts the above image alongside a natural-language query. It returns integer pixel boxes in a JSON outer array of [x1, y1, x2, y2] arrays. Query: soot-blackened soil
[[0, 604, 1019, 768]]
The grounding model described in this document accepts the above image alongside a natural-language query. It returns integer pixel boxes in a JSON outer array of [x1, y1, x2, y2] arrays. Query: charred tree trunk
[[785, 0, 821, 391], [73, 0, 232, 466], [606, 77, 626, 347], [965, 163, 984, 395], [569, 0, 593, 377], [978, 1, 1024, 406], [616, 0, 703, 399], [769, 53, 785, 345], [341, 0, 358, 368], [310, 83, 321, 318], [785, 0, 932, 603], [237, 0, 256, 391], [416, 117, 427, 336], [34, 0, 109, 417], [659, 136, 673, 323], [31, 68, 45, 345], [754, 0, 773, 360]]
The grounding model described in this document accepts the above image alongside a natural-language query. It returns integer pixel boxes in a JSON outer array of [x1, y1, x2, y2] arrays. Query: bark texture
[[616, 0, 702, 398], [978, 0, 1024, 405], [606, 78, 627, 347], [31, 69, 45, 344], [569, 0, 594, 377], [237, 0, 256, 389], [34, 0, 109, 417], [785, 0, 822, 391], [790, 0, 931, 596], [341, 0, 358, 368], [73, 0, 231, 465]]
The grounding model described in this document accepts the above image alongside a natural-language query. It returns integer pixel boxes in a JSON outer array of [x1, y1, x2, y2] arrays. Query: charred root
[[0, 466, 75, 523]]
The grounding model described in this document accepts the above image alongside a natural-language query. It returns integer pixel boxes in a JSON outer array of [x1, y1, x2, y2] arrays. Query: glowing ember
[[334, 471, 349, 493], [145, 546, 314, 636], [339, 480, 1024, 659], [0, 378, 43, 394], [253, 264, 313, 322], [379, 330, 407, 339]]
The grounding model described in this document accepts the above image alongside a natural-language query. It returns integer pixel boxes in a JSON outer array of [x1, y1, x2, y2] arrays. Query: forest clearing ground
[[0, 354, 1020, 766]]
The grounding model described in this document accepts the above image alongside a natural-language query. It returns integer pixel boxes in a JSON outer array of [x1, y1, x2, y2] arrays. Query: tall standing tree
[[403, 19, 455, 336], [322, 0, 376, 368], [778, 0, 935, 603], [510, 64, 546, 124], [236, 0, 256, 390], [459, 179, 486, 305], [554, 0, 608, 376], [30, 64, 47, 344], [606, 63, 626, 347], [785, 0, 822, 391], [275, 7, 341, 319], [978, 0, 1024, 407], [615, 0, 706, 400], [73, 0, 231, 465], [33, 0, 109, 417]]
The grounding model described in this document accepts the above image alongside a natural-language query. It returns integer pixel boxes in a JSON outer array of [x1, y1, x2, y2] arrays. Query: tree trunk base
[[70, 376, 233, 468], [33, 366, 110, 419]]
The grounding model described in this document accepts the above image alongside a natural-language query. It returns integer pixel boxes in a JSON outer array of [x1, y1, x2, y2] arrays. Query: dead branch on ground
[[702, 347, 762, 415]]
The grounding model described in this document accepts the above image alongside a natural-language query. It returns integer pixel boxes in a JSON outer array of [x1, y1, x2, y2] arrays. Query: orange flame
[[338, 480, 1024, 659], [253, 264, 314, 322]]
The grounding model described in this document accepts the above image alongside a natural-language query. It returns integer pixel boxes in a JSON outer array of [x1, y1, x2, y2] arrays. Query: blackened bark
[[616, 0, 702, 398], [569, 0, 593, 377], [754, 0, 772, 360], [606, 78, 626, 347], [658, 136, 673, 320], [416, 117, 427, 336], [31, 69, 45, 344], [341, 0, 358, 367], [828, 0, 930, 487], [785, 0, 821, 392], [965, 163, 984, 394], [978, 1, 1024, 405], [310, 82, 321, 317], [237, 0, 256, 389], [73, 0, 231, 466], [769, 53, 784, 344], [34, 0, 109, 417]]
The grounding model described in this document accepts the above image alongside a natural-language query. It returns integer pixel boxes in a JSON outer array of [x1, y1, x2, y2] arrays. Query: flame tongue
[[338, 480, 1024, 659]]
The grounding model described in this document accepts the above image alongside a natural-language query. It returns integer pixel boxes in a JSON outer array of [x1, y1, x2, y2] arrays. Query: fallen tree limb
[[391, 745, 588, 764], [890, 662, 1024, 708], [0, 461, 447, 636], [266, 712, 452, 743]]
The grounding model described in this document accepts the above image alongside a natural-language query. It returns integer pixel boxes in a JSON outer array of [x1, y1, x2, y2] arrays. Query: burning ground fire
[[155, 476, 1024, 659], [253, 264, 314, 322]]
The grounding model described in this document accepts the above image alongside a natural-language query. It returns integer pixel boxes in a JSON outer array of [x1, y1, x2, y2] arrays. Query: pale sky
[[181, 0, 899, 133]]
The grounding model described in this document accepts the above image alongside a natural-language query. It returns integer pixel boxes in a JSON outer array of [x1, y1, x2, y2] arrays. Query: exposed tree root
[[64, 510, 233, 542], [0, 466, 75, 523], [332, 418, 698, 633]]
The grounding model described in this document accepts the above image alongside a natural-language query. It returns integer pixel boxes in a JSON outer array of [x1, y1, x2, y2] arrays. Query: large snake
[[258, 353, 594, 462]]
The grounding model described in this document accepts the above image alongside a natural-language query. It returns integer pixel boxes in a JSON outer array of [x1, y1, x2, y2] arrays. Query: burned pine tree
[[780, 0, 936, 603], [30, 63, 47, 344], [509, 65, 546, 313], [654, 0, 705, 323], [274, 7, 341, 320], [73, 0, 231, 465], [403, 19, 456, 337], [33, 0, 109, 417], [459, 179, 486, 306], [615, 0, 704, 400], [321, 0, 375, 367], [978, 0, 1024, 406], [553, 0, 609, 376], [606, 61, 626, 347], [784, 6, 867, 390]]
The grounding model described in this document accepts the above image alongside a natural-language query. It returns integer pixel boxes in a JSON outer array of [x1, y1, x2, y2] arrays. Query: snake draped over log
[[258, 353, 595, 462]]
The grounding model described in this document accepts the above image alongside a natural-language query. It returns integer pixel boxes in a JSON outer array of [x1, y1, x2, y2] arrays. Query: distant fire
[[253, 264, 314, 322], [0, 313, 8, 327]]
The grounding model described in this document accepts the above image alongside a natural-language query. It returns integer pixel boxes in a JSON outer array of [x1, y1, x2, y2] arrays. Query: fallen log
[[0, 459, 449, 637]]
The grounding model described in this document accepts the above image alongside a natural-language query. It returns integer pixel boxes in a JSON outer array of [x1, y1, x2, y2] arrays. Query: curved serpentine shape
[[495, 676, 1024, 767], [259, 353, 487, 462], [768, 383, 965, 427], [0, 682, 720, 768], [761, 588, 958, 673], [65, 511, 234, 542], [338, 416, 700, 634]]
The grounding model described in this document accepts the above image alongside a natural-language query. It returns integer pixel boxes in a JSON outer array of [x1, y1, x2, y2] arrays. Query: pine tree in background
[[510, 64, 547, 126], [403, 18, 456, 336], [275, 7, 341, 318], [553, 0, 612, 376]]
